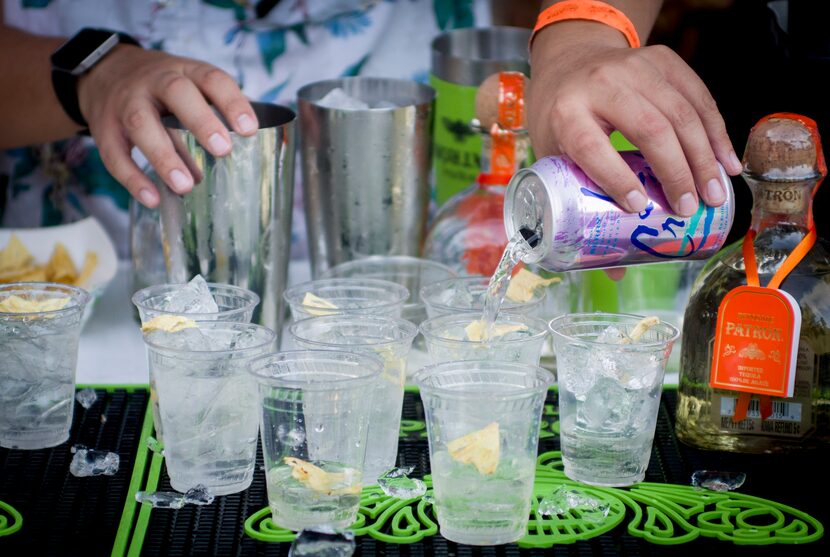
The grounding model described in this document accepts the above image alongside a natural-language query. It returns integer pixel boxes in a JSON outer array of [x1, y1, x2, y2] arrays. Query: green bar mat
[[132, 390, 828, 556], [0, 387, 149, 555]]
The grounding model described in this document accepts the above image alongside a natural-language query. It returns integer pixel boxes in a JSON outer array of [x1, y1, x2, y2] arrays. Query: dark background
[[494, 0, 830, 245]]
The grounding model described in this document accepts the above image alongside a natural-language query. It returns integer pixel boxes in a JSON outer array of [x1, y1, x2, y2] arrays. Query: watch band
[[51, 30, 141, 128]]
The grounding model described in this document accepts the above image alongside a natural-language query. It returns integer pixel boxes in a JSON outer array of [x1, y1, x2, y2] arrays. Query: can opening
[[519, 227, 541, 249]]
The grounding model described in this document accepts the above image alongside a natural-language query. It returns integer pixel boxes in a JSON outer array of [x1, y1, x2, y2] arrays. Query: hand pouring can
[[504, 152, 735, 271]]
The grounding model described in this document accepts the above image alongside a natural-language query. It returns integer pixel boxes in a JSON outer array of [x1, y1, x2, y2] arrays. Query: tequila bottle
[[423, 72, 529, 276], [676, 114, 830, 453]]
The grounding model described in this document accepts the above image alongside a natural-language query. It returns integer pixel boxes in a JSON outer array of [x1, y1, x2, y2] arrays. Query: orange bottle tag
[[710, 285, 801, 399]]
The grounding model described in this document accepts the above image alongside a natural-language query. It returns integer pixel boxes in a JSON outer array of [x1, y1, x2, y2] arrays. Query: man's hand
[[528, 20, 742, 219]]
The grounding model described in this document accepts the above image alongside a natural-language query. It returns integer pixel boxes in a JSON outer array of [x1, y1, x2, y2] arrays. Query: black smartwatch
[[51, 28, 141, 128]]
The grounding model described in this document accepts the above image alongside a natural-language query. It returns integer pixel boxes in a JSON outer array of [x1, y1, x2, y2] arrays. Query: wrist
[[531, 19, 628, 65], [77, 43, 137, 122]]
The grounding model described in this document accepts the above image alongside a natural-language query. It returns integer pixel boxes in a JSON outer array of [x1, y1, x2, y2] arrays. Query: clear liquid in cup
[[430, 451, 534, 545], [267, 461, 362, 531], [0, 322, 78, 449]]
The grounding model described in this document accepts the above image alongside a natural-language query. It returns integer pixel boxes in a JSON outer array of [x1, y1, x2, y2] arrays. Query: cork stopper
[[475, 72, 529, 130], [743, 114, 825, 181]]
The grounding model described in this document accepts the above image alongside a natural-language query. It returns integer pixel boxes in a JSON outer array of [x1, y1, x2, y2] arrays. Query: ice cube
[[277, 424, 306, 449], [183, 484, 215, 505], [595, 326, 629, 344], [537, 486, 610, 523], [135, 491, 186, 509], [289, 528, 356, 557], [691, 470, 746, 492], [161, 275, 219, 314], [317, 88, 369, 110], [377, 467, 427, 499], [75, 388, 98, 409], [69, 445, 120, 477]]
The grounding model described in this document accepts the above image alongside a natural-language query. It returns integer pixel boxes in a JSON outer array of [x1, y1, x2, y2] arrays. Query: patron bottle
[[676, 113, 830, 453]]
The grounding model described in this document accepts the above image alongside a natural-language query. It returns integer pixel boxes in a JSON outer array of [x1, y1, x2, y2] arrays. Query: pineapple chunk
[[624, 315, 661, 343], [301, 292, 339, 316], [447, 422, 500, 475], [283, 457, 361, 496], [0, 295, 70, 313], [140, 315, 198, 334], [505, 269, 561, 303], [465, 320, 528, 342]]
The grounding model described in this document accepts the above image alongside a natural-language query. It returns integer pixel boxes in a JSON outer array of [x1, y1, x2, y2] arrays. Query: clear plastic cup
[[0, 283, 90, 449], [283, 278, 409, 321], [248, 351, 382, 531], [142, 322, 276, 495], [132, 282, 260, 323], [320, 256, 456, 325], [132, 281, 260, 445], [414, 360, 553, 545], [420, 275, 546, 320], [288, 315, 418, 484], [419, 313, 549, 365], [549, 313, 679, 487]]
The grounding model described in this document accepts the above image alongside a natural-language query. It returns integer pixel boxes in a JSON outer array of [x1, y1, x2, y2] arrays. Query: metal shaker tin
[[504, 152, 734, 271]]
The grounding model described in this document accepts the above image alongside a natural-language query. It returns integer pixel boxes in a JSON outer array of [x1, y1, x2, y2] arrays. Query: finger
[[121, 100, 195, 195], [154, 72, 233, 157], [186, 65, 258, 136], [555, 107, 649, 213], [641, 82, 728, 207], [94, 125, 160, 208], [597, 93, 700, 217], [604, 267, 626, 281], [653, 47, 742, 175]]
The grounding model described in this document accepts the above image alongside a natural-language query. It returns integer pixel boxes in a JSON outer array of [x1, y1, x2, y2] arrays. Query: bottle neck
[[478, 131, 530, 185], [746, 176, 816, 233]]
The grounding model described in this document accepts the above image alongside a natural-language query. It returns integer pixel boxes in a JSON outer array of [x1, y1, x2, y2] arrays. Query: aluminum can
[[504, 152, 734, 271]]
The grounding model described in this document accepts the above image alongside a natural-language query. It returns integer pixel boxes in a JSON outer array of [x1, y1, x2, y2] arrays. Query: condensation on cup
[[504, 152, 735, 272]]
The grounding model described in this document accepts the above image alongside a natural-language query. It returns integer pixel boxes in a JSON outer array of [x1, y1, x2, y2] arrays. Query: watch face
[[51, 28, 120, 75]]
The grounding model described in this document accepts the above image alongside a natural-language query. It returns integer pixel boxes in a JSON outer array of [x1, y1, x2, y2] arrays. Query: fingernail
[[169, 169, 193, 192], [237, 114, 257, 134], [138, 189, 156, 207], [625, 190, 648, 212], [728, 151, 742, 173], [678, 192, 699, 216], [706, 178, 726, 205], [209, 133, 231, 154]]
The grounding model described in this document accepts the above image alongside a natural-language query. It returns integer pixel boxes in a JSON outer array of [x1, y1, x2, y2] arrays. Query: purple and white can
[[504, 152, 734, 271]]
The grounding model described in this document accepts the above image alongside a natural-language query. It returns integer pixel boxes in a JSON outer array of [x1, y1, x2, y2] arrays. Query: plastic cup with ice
[[248, 351, 381, 531], [419, 312, 548, 365], [283, 278, 409, 322], [414, 361, 553, 545], [132, 275, 260, 444], [549, 313, 679, 487], [288, 315, 417, 484], [0, 283, 90, 449], [141, 318, 275, 495]]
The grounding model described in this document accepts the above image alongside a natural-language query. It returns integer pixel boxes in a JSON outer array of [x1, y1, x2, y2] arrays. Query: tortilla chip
[[74, 252, 98, 287], [0, 235, 33, 273], [45, 243, 78, 284]]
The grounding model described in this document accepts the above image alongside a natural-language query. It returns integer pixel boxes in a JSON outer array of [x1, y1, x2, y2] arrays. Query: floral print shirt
[[1, 0, 487, 257]]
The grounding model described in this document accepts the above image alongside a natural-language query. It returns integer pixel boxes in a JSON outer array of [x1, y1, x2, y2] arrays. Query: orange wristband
[[531, 1, 641, 49]]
